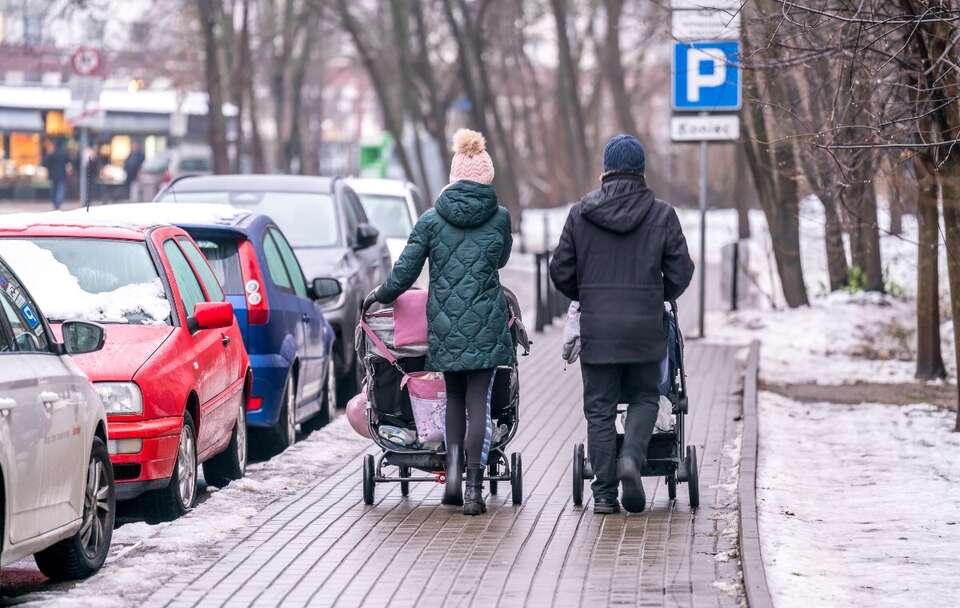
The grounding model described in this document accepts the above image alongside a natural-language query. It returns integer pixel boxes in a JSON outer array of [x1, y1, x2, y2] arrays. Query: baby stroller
[[357, 287, 531, 506], [571, 300, 699, 508]]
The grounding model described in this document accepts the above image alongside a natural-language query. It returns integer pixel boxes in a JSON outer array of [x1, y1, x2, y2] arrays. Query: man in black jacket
[[550, 134, 694, 514]]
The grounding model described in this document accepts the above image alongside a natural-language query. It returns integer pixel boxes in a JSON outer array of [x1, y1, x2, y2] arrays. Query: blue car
[[80, 204, 340, 453]]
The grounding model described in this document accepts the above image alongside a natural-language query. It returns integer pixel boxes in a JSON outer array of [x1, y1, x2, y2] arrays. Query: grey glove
[[561, 301, 581, 364]]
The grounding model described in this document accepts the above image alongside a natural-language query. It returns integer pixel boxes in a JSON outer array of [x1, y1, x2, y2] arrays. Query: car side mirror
[[191, 301, 234, 331], [354, 223, 379, 250], [311, 277, 342, 301], [61, 320, 106, 354]]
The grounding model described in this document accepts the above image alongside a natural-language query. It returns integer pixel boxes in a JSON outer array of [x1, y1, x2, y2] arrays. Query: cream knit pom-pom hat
[[448, 128, 495, 185]]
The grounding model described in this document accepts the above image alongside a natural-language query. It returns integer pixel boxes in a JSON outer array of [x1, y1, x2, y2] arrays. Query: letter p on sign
[[672, 41, 741, 111]]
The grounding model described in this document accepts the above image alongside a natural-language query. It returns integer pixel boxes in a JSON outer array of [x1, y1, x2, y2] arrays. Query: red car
[[0, 219, 251, 522]]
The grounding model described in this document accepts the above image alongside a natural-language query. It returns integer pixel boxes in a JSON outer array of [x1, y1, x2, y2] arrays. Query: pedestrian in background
[[42, 139, 70, 210], [550, 134, 694, 515], [367, 129, 514, 516], [123, 141, 145, 201]]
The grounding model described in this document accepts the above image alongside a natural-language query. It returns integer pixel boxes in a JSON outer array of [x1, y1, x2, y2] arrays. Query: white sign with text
[[670, 114, 739, 141]]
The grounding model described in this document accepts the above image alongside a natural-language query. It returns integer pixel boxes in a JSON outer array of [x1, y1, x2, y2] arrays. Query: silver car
[[0, 255, 114, 580]]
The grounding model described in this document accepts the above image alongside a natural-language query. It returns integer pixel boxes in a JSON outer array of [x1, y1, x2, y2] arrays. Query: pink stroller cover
[[392, 289, 428, 347]]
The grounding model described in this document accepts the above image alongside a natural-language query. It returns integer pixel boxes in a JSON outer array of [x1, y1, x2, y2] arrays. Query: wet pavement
[[147, 324, 745, 608]]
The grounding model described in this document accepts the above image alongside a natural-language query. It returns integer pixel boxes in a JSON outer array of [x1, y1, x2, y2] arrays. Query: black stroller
[[571, 300, 700, 508], [357, 288, 531, 506]]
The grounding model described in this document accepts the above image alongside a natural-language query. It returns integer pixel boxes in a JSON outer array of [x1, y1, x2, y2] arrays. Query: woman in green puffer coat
[[369, 129, 513, 516]]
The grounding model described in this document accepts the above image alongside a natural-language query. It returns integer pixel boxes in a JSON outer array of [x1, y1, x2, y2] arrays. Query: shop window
[[111, 135, 131, 165], [10, 133, 40, 169], [45, 111, 72, 137]]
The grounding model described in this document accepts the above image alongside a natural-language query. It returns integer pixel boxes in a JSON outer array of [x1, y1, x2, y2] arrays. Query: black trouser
[[580, 361, 661, 501], [444, 369, 496, 468]]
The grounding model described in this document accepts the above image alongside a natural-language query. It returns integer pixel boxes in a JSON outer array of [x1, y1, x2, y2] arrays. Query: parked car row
[[0, 174, 423, 582]]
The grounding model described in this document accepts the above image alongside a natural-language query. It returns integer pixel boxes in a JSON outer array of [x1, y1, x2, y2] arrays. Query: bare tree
[[196, 0, 229, 173]]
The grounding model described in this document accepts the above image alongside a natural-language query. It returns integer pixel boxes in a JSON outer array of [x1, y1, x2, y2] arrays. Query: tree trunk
[[230, 0, 250, 174], [549, 0, 592, 196], [845, 175, 884, 292], [823, 196, 849, 291], [734, 141, 751, 239], [916, 169, 946, 380], [940, 176, 960, 431], [196, 0, 229, 174], [336, 0, 417, 184], [741, 16, 808, 308], [601, 0, 637, 136]]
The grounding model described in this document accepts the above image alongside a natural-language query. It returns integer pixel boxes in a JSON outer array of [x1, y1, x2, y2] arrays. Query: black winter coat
[[549, 173, 694, 365]]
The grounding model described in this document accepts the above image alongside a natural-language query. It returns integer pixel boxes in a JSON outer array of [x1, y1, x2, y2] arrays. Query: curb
[[738, 340, 774, 608]]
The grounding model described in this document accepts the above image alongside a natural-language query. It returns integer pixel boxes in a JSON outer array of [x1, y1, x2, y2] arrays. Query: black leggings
[[443, 369, 496, 468]]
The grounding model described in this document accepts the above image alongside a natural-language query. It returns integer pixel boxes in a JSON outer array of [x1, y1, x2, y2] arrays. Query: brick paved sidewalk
[[150, 328, 745, 608]]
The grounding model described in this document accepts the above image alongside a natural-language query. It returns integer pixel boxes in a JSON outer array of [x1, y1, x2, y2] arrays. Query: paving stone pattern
[[149, 327, 744, 608]]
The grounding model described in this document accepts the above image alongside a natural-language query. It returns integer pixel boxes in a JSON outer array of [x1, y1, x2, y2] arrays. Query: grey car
[[155, 174, 392, 406]]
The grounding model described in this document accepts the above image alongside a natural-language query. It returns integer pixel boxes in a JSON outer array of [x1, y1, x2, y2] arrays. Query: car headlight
[[320, 277, 348, 312], [95, 382, 143, 416]]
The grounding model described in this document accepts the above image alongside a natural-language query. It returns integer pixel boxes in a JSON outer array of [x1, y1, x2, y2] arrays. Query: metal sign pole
[[698, 136, 708, 339]]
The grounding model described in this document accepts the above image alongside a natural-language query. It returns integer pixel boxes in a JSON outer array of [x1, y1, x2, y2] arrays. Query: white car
[[346, 178, 429, 287], [0, 254, 115, 580]]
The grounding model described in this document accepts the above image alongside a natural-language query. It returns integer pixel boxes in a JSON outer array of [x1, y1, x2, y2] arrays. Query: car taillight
[[161, 170, 172, 183], [238, 240, 270, 325], [247, 396, 263, 411]]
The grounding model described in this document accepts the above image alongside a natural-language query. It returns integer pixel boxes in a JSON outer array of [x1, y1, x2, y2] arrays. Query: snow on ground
[[757, 391, 960, 608], [32, 418, 367, 608], [706, 291, 955, 385]]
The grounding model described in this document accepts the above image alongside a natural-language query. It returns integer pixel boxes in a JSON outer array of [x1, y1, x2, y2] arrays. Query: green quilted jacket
[[374, 180, 515, 371]]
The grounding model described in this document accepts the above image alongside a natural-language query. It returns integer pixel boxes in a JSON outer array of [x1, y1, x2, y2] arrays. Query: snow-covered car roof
[[345, 178, 412, 197], [0, 211, 152, 239], [63, 203, 253, 232]]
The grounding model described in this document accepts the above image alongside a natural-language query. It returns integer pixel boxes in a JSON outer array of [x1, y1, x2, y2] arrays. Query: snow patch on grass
[[757, 391, 960, 608]]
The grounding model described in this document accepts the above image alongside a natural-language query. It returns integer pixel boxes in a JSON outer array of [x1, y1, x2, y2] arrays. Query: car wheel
[[265, 372, 297, 455], [203, 399, 247, 487], [302, 358, 337, 435], [35, 436, 115, 580], [144, 412, 198, 523]]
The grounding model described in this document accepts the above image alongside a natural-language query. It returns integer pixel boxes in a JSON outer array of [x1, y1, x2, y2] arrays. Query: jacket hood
[[435, 180, 499, 228], [581, 173, 655, 234]]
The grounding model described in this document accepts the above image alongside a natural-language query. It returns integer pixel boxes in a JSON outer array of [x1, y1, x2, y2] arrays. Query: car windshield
[[357, 194, 413, 239], [159, 191, 339, 247], [0, 238, 171, 325]]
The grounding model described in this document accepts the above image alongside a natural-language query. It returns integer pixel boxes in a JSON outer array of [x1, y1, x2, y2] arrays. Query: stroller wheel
[[362, 454, 376, 505], [686, 446, 699, 509], [667, 474, 677, 500], [488, 460, 499, 496], [400, 466, 411, 497], [572, 443, 585, 507], [511, 452, 523, 505]]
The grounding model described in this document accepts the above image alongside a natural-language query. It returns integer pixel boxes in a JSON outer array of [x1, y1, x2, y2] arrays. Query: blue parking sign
[[672, 41, 741, 111]]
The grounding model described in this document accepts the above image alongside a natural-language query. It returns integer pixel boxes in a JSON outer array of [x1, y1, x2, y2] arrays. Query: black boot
[[463, 466, 486, 516], [442, 444, 464, 506]]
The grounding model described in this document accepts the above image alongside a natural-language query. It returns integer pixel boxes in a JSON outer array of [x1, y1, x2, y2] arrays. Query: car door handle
[[221, 335, 231, 347], [301, 314, 311, 324], [0, 397, 16, 414], [40, 391, 59, 407]]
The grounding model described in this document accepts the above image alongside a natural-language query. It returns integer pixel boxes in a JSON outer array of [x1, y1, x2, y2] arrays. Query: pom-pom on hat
[[449, 128, 495, 185]]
